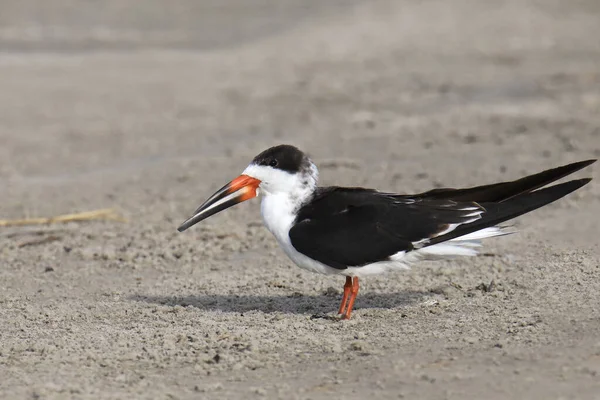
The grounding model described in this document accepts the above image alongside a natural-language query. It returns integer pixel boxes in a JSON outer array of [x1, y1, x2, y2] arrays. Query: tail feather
[[418, 159, 596, 203], [449, 226, 513, 242], [425, 178, 592, 247]]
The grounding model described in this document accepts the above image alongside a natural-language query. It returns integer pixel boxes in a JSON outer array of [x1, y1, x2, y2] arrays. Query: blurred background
[[0, 0, 599, 229], [0, 1, 360, 52], [1, 2, 600, 398]]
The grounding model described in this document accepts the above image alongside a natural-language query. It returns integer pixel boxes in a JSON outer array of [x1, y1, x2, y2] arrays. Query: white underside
[[259, 190, 513, 278], [346, 226, 510, 277], [278, 225, 509, 278]]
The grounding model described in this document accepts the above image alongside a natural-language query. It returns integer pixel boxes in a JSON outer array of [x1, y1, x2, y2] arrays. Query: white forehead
[[242, 162, 318, 195]]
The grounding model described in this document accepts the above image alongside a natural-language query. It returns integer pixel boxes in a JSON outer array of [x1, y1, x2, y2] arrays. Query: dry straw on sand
[[0, 209, 126, 227]]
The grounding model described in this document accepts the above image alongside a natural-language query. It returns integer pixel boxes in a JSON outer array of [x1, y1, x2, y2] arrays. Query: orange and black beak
[[177, 175, 261, 232]]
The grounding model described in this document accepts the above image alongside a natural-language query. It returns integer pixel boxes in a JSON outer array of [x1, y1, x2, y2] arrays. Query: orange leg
[[341, 277, 360, 320], [338, 276, 353, 315]]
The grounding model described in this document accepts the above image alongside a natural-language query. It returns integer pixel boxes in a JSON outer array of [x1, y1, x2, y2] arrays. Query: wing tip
[[577, 159, 597, 168], [557, 159, 596, 178], [570, 177, 592, 189]]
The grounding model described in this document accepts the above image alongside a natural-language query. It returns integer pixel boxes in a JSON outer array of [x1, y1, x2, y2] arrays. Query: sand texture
[[1, 0, 600, 398]]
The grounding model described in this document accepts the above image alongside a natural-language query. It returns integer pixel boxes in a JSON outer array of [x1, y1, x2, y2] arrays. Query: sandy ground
[[1, 0, 600, 398]]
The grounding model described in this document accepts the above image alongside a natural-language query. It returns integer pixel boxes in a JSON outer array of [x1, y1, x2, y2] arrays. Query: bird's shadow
[[130, 290, 429, 315]]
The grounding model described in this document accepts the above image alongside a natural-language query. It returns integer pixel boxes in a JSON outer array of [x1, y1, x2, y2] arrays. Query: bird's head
[[177, 144, 318, 232]]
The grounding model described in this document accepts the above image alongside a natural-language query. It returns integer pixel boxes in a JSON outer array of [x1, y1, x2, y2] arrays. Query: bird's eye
[[269, 159, 278, 167]]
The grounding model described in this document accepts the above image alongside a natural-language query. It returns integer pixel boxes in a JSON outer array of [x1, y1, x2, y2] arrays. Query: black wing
[[289, 160, 595, 270], [289, 188, 484, 269], [415, 159, 595, 203]]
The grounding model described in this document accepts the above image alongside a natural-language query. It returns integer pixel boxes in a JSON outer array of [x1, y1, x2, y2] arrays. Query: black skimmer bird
[[178, 145, 595, 319]]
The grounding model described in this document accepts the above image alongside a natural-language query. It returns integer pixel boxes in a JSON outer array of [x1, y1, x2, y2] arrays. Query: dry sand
[[1, 0, 600, 398]]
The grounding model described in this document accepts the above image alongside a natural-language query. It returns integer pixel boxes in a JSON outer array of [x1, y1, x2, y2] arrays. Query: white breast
[[260, 193, 341, 275]]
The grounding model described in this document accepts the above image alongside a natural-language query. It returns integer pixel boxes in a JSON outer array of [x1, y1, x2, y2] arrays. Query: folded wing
[[289, 160, 595, 270], [289, 188, 485, 269]]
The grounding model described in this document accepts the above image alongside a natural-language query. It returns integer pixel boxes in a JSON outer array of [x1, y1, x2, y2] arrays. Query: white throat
[[260, 189, 337, 275], [241, 161, 331, 274], [260, 192, 300, 243], [253, 163, 317, 241]]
